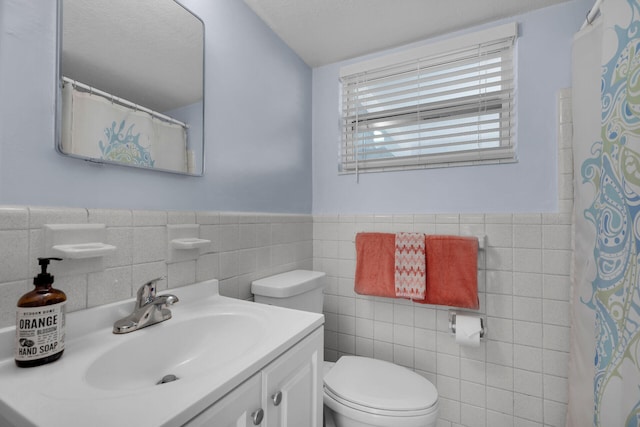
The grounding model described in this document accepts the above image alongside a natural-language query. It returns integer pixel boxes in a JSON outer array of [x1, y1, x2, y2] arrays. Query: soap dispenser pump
[[15, 257, 66, 368]]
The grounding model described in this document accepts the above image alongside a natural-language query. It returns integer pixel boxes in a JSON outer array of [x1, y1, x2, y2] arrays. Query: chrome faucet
[[113, 277, 179, 334]]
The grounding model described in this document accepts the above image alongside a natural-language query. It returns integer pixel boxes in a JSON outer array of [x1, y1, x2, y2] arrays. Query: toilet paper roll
[[455, 314, 482, 347]]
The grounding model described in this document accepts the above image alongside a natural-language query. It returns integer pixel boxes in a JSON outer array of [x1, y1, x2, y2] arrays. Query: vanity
[[0, 279, 324, 426]]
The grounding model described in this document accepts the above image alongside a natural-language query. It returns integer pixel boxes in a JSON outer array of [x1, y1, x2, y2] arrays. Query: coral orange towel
[[421, 235, 479, 309], [354, 233, 396, 297]]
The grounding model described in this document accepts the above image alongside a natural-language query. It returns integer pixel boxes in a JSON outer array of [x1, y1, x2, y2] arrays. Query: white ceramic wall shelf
[[50, 242, 115, 259], [43, 224, 116, 274], [167, 224, 211, 263]]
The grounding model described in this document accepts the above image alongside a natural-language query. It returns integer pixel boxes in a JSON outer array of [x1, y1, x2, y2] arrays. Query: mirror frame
[[54, 0, 206, 177]]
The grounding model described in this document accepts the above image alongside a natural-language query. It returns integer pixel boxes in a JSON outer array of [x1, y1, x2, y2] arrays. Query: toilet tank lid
[[251, 270, 326, 298]]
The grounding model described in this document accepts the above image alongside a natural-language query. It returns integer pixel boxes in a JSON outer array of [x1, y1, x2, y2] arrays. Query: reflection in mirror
[[56, 0, 205, 176]]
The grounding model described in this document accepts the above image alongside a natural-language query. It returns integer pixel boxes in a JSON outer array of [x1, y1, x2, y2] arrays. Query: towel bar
[[351, 234, 486, 249]]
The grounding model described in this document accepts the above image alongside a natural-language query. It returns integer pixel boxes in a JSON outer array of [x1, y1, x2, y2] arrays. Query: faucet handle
[[136, 277, 165, 308]]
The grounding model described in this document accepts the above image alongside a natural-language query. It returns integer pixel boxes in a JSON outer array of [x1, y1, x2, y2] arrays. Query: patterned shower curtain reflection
[[570, 1, 640, 426], [61, 82, 189, 173]]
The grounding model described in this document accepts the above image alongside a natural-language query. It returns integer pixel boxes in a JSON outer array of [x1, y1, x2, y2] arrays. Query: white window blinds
[[340, 23, 518, 174]]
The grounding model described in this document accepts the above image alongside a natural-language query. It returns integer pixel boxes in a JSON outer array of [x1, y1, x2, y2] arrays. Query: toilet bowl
[[252, 270, 440, 427], [323, 357, 438, 427]]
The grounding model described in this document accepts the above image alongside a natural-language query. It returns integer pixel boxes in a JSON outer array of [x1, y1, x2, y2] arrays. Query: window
[[339, 23, 517, 174]]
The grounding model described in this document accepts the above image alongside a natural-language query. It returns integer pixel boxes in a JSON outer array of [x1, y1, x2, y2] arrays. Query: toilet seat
[[323, 356, 438, 418], [324, 387, 437, 418]]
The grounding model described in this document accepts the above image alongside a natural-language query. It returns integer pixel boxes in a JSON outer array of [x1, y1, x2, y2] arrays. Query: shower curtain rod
[[581, 0, 603, 30], [62, 76, 188, 128]]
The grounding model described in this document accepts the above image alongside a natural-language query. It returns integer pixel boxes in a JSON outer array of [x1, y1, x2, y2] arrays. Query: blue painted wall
[[311, 0, 591, 214], [0, 0, 312, 213], [1, 0, 594, 215]]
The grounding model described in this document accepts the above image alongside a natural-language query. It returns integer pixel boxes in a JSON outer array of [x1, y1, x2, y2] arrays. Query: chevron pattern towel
[[394, 232, 426, 299]]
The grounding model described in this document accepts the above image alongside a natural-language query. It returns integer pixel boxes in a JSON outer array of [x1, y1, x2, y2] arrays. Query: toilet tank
[[251, 270, 326, 313]]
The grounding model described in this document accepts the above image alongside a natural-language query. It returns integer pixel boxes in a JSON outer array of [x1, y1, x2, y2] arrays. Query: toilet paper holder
[[448, 310, 486, 339]]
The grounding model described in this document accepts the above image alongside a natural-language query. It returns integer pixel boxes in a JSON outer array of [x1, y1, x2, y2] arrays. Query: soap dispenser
[[15, 257, 66, 368]]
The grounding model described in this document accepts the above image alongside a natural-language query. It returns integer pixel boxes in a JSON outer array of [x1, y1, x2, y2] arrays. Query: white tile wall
[[314, 210, 572, 427], [0, 209, 313, 328], [313, 89, 574, 427]]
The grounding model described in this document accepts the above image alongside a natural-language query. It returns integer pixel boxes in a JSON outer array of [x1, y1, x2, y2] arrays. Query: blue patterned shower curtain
[[570, 1, 640, 426]]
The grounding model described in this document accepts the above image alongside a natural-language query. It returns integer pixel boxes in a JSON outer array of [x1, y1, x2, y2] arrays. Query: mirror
[[56, 0, 205, 176]]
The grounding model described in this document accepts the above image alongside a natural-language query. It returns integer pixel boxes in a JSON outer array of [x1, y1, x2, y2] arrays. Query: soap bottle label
[[15, 302, 66, 362]]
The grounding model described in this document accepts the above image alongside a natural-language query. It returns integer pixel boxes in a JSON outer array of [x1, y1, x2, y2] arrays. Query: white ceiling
[[242, 0, 572, 67]]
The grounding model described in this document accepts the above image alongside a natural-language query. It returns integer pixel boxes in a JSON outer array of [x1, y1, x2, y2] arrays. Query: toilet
[[252, 270, 439, 427]]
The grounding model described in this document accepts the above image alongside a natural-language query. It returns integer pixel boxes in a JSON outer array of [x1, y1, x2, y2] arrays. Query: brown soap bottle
[[15, 257, 66, 368]]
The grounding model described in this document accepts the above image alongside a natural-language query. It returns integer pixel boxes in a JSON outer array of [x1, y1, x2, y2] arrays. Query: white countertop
[[0, 279, 324, 427]]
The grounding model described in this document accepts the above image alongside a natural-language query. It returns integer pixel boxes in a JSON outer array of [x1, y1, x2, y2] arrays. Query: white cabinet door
[[262, 328, 323, 427], [184, 373, 264, 427], [182, 326, 324, 427]]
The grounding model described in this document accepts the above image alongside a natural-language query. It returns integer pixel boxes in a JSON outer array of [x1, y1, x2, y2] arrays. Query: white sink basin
[[85, 312, 265, 391], [0, 279, 324, 427]]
